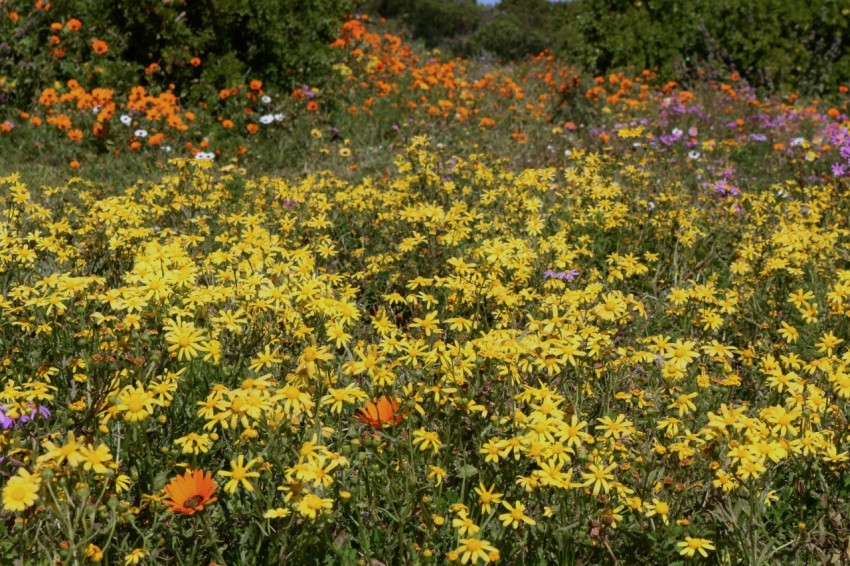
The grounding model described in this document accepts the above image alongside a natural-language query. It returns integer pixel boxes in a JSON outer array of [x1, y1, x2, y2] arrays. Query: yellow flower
[[499, 500, 536, 528], [453, 537, 498, 564], [473, 482, 503, 514], [644, 498, 670, 525], [85, 543, 104, 562], [38, 431, 84, 467], [677, 537, 715, 558], [218, 455, 261, 493], [115, 382, 160, 422], [412, 428, 442, 453], [174, 432, 214, 455], [79, 443, 114, 474], [427, 465, 447, 487], [452, 512, 480, 536], [581, 461, 617, 496], [2, 468, 40, 512], [264, 507, 291, 519], [115, 474, 131, 494], [124, 548, 148, 565], [163, 317, 206, 361], [296, 493, 333, 518]]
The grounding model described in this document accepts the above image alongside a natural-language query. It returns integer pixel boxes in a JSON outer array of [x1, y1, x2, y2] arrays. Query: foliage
[[554, 0, 850, 95], [0, 0, 349, 108], [3, 9, 850, 566]]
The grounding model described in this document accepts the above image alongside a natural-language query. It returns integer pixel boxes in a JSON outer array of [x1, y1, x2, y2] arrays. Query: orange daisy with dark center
[[163, 469, 218, 515], [355, 396, 405, 429]]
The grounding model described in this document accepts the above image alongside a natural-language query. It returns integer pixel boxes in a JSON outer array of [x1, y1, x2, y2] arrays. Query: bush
[[553, 0, 850, 94], [0, 0, 350, 108], [467, 13, 548, 60]]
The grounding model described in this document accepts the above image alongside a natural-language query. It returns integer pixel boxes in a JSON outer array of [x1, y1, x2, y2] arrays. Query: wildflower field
[[3, 3, 850, 565]]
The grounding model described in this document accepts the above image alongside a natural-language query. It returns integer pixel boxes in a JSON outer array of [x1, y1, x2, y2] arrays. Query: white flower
[[672, 128, 683, 136], [194, 152, 215, 160], [273, 113, 284, 122], [161, 146, 172, 152], [120, 115, 132, 126], [92, 105, 102, 114], [260, 114, 275, 125], [134, 129, 148, 138], [688, 151, 701, 160], [261, 95, 272, 104], [790, 137, 805, 147]]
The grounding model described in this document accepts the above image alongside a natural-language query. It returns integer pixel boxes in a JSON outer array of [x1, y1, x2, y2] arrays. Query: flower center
[[183, 495, 204, 509]]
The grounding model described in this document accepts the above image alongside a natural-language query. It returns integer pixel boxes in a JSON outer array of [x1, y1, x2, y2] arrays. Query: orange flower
[[66, 18, 82, 31], [246, 123, 259, 135], [189, 56, 202, 67], [355, 396, 405, 429], [306, 100, 319, 112], [39, 88, 59, 106], [67, 128, 83, 142], [221, 119, 234, 129], [91, 39, 108, 55], [249, 79, 263, 91], [69, 160, 80, 169], [163, 469, 218, 515]]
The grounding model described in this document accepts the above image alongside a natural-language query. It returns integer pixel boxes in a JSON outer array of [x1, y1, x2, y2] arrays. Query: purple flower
[[832, 163, 847, 177], [544, 269, 579, 281], [0, 407, 13, 430], [301, 85, 316, 99]]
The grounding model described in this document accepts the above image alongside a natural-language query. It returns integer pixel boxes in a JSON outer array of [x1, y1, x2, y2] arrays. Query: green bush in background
[[2, 0, 848, 111], [0, 0, 350, 107], [554, 0, 850, 94]]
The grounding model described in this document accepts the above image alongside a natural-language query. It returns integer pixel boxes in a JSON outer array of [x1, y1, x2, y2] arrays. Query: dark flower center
[[183, 495, 204, 509]]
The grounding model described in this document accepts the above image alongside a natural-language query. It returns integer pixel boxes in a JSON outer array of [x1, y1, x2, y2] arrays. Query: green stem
[[200, 511, 227, 564]]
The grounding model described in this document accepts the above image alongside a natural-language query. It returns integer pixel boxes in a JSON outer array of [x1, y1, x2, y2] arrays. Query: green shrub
[[467, 13, 547, 60], [553, 0, 850, 94], [0, 0, 350, 108]]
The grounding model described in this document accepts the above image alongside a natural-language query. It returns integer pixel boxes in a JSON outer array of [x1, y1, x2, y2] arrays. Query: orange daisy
[[355, 396, 405, 429], [163, 469, 218, 515]]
